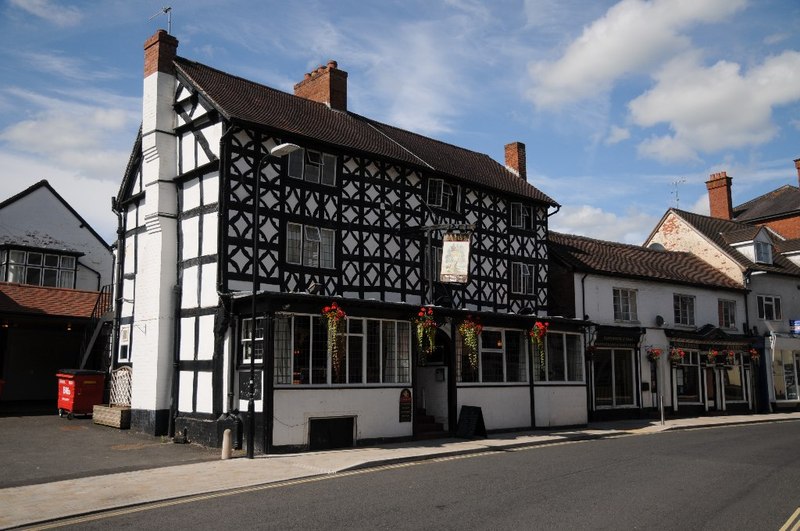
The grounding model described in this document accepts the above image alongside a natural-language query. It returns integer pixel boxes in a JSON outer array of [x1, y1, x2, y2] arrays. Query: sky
[[0, 0, 798, 245]]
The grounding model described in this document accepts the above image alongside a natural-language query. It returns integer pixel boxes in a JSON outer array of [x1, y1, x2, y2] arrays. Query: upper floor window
[[0, 249, 76, 288], [757, 295, 782, 321], [288, 148, 337, 186], [241, 317, 265, 364], [424, 246, 442, 281], [286, 223, 335, 269], [755, 241, 772, 264], [673, 294, 695, 326], [613, 288, 638, 322], [510, 202, 534, 230], [511, 262, 534, 295], [426, 178, 460, 212], [718, 299, 737, 329]]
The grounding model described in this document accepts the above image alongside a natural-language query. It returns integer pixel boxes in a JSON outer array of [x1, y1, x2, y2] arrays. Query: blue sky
[[0, 0, 798, 244]]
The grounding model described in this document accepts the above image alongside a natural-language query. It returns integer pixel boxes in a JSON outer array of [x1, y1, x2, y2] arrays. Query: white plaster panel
[[195, 372, 213, 413], [202, 172, 219, 206], [197, 124, 221, 166], [180, 133, 196, 173], [179, 372, 194, 412], [272, 388, 413, 447], [534, 386, 588, 427], [200, 263, 218, 308], [197, 315, 215, 361], [182, 178, 201, 212], [200, 212, 214, 256], [180, 317, 195, 361], [182, 265, 199, 308], [457, 386, 530, 430], [181, 216, 199, 260]]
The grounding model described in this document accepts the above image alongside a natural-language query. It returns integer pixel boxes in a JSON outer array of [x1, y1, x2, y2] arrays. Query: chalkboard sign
[[399, 388, 412, 422], [238, 371, 262, 400], [456, 405, 486, 439]]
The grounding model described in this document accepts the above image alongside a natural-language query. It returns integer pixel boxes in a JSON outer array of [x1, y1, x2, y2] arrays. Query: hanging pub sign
[[440, 232, 471, 284]]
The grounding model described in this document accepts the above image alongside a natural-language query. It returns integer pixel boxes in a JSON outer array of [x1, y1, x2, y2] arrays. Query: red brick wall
[[293, 61, 348, 111], [144, 30, 178, 78], [755, 215, 800, 239]]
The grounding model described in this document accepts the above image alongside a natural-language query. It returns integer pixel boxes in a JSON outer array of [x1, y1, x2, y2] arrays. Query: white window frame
[[510, 202, 533, 229], [613, 288, 638, 322], [118, 324, 131, 362], [757, 295, 782, 321], [511, 262, 534, 295], [673, 294, 695, 326], [755, 241, 772, 264], [286, 223, 335, 269], [457, 328, 528, 384], [287, 148, 337, 186], [718, 299, 737, 329], [535, 331, 584, 383], [1, 248, 77, 288], [241, 317, 265, 364], [427, 178, 444, 208]]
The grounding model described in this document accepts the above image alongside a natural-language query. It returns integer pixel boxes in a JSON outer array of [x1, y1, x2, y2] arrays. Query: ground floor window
[[593, 348, 635, 407], [676, 350, 701, 403], [273, 314, 411, 386], [533, 332, 583, 382], [772, 350, 798, 401], [457, 329, 527, 383], [723, 357, 745, 402]]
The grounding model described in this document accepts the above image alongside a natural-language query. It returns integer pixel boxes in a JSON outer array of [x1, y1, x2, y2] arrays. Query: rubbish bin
[[56, 369, 106, 419]]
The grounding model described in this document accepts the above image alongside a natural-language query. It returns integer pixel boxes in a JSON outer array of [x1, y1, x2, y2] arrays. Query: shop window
[[676, 350, 701, 403], [457, 329, 528, 383], [723, 356, 744, 402], [757, 295, 782, 321], [533, 332, 583, 382], [594, 349, 635, 407], [272, 314, 411, 386], [613, 288, 638, 322]]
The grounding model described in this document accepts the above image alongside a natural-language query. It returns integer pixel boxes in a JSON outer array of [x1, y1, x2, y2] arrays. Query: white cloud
[[630, 50, 800, 162], [550, 204, 660, 244], [18, 51, 121, 81], [527, 0, 746, 109], [605, 125, 630, 145], [8, 0, 83, 27]]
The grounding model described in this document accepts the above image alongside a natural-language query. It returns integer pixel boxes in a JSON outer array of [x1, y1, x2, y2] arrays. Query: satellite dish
[[655, 315, 665, 326], [648, 243, 666, 251]]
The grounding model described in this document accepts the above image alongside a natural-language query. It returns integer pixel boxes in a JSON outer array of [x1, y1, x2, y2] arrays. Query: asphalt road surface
[[52, 420, 800, 530]]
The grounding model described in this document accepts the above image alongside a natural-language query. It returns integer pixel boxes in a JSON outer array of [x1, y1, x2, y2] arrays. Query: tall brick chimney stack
[[505, 142, 527, 180], [794, 158, 800, 187], [706, 171, 733, 220], [144, 29, 178, 77], [294, 60, 348, 111]]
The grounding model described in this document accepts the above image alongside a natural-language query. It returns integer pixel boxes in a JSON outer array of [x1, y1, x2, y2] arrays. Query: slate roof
[[0, 283, 98, 319], [734, 185, 800, 222], [667, 209, 800, 277], [173, 57, 557, 206], [549, 232, 743, 290], [776, 239, 800, 254]]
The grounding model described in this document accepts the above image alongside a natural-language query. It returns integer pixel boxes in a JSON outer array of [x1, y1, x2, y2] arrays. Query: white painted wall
[[534, 386, 587, 427], [457, 386, 531, 430], [0, 184, 113, 289], [270, 388, 414, 447]]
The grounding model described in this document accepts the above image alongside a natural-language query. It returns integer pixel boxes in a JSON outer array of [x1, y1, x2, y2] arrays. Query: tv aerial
[[671, 177, 686, 209], [149, 6, 172, 34]]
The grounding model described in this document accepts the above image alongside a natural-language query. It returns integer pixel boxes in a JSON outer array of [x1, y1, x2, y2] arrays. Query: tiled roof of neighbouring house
[[549, 232, 744, 290], [733, 185, 800, 222], [173, 57, 557, 206], [777, 238, 800, 254], [669, 209, 800, 277], [0, 283, 98, 318]]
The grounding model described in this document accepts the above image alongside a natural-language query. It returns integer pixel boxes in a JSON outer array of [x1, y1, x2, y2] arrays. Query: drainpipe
[[169, 283, 181, 438], [110, 198, 127, 372]]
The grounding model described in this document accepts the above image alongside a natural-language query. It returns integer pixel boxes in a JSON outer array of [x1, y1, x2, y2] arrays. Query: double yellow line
[[780, 507, 800, 531]]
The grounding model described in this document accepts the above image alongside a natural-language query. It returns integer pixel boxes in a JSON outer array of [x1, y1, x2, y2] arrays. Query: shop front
[[587, 325, 645, 420]]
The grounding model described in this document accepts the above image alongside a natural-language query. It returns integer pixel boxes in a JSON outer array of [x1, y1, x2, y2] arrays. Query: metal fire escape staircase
[[78, 285, 114, 370]]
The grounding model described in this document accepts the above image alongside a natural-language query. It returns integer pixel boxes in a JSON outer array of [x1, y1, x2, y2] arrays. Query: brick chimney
[[143, 29, 178, 78], [294, 60, 348, 111], [505, 142, 527, 180], [794, 158, 800, 187], [706, 171, 733, 219]]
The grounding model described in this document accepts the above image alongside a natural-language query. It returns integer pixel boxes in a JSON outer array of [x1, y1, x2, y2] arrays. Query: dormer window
[[755, 241, 772, 264]]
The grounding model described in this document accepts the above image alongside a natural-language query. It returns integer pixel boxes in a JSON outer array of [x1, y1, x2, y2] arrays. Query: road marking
[[779, 507, 800, 531]]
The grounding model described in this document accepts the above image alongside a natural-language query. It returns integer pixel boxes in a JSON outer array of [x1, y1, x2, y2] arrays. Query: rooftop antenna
[[149, 6, 172, 34], [671, 177, 686, 209]]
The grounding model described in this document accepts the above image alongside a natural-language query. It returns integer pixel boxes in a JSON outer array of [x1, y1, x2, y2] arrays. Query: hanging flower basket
[[413, 307, 437, 360], [458, 315, 483, 369], [706, 349, 719, 365], [646, 347, 662, 363], [749, 348, 760, 362], [322, 302, 346, 376], [669, 347, 685, 364], [529, 321, 549, 377], [725, 350, 737, 365]]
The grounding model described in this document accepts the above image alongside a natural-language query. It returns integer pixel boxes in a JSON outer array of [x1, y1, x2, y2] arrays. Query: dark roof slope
[[549, 231, 743, 290], [0, 283, 98, 318], [734, 185, 800, 222], [671, 209, 800, 276], [174, 57, 557, 206]]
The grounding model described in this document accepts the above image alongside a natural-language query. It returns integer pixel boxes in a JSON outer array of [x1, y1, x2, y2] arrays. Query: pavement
[[2, 411, 800, 529]]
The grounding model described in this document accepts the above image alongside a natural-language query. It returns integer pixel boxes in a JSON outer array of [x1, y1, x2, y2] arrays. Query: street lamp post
[[247, 142, 300, 459]]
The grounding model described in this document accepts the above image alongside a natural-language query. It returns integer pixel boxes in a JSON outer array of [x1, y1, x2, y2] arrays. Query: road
[[55, 421, 800, 530]]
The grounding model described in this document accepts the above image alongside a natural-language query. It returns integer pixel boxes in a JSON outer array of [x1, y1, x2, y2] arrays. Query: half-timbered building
[[115, 30, 586, 451]]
